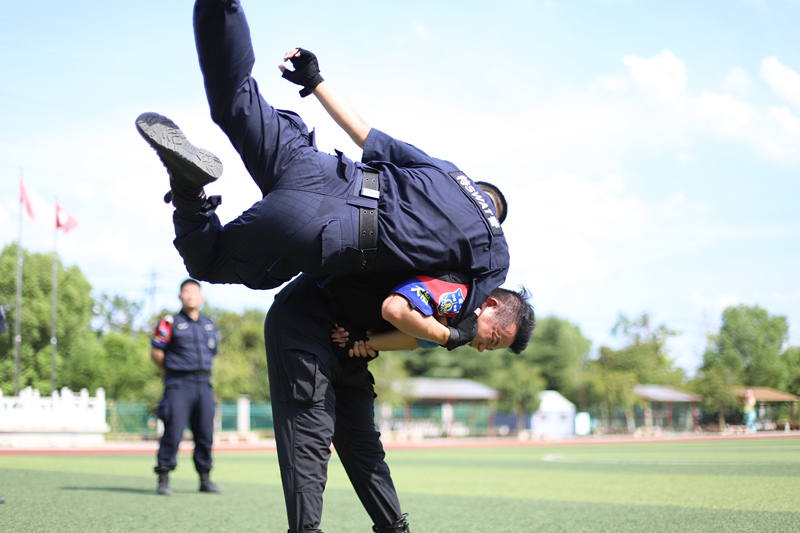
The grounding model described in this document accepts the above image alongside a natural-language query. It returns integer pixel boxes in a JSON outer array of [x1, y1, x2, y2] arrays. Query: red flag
[[19, 178, 35, 220], [56, 202, 78, 233]]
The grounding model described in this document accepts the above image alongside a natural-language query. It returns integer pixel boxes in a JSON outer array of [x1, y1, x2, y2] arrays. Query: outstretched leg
[[136, 112, 327, 289], [193, 0, 316, 196]]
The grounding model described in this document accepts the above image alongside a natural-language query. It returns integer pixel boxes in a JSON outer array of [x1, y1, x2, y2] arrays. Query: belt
[[168, 369, 211, 377], [358, 170, 379, 249], [355, 170, 379, 272]]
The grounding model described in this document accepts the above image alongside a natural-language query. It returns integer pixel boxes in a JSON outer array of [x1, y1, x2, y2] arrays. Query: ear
[[481, 297, 499, 311]]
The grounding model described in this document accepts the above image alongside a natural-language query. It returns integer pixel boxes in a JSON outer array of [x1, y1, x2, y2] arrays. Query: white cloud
[[691, 292, 742, 321], [623, 49, 687, 106], [768, 106, 800, 135], [760, 56, 800, 110], [695, 91, 758, 135], [505, 170, 648, 300], [597, 75, 630, 94], [723, 66, 752, 96]]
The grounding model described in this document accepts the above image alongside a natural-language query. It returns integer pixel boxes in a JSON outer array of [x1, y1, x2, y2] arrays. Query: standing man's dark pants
[[156, 374, 216, 474], [265, 276, 403, 533]]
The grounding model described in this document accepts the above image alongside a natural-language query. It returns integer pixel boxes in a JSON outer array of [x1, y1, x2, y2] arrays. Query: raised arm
[[279, 48, 371, 149]]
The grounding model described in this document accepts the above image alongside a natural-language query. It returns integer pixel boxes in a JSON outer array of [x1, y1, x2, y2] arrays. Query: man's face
[[469, 303, 517, 352], [179, 283, 204, 311]]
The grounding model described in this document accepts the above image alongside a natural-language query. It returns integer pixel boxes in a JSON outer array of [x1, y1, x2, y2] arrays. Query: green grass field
[[2, 437, 799, 532]]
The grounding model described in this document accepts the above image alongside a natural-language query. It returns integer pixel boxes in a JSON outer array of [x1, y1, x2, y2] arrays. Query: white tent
[[529, 391, 576, 439]]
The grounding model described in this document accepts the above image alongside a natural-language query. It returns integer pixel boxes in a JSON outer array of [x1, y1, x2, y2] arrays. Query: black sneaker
[[135, 112, 223, 188]]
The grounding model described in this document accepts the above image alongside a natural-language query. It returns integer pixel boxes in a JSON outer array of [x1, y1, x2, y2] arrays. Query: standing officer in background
[[151, 279, 221, 496]]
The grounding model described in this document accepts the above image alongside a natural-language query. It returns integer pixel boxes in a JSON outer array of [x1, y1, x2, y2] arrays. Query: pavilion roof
[[633, 384, 702, 403], [733, 386, 800, 402], [395, 378, 499, 401]]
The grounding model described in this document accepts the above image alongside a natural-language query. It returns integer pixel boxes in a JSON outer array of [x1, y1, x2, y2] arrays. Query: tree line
[[2, 244, 798, 427]]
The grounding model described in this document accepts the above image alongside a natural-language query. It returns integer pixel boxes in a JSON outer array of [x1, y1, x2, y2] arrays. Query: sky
[[1, 0, 799, 375]]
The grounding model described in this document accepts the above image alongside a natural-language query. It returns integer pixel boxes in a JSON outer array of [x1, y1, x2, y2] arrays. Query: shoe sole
[[135, 112, 223, 187]]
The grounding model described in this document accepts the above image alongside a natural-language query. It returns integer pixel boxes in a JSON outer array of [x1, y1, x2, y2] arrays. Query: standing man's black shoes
[[199, 472, 222, 493], [135, 112, 223, 188], [156, 471, 172, 495]]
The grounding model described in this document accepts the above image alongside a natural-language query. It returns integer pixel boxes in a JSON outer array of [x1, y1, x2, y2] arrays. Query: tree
[[492, 359, 545, 433], [704, 305, 789, 390], [92, 294, 143, 335], [0, 244, 94, 395], [396, 344, 496, 381], [517, 315, 592, 405], [590, 358, 641, 431], [599, 313, 685, 386], [781, 347, 800, 398], [691, 365, 741, 429], [209, 308, 270, 402], [369, 350, 409, 408]]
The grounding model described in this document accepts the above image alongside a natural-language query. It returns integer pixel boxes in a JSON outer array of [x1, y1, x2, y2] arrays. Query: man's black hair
[[475, 181, 508, 224], [489, 286, 535, 354], [180, 278, 201, 290]]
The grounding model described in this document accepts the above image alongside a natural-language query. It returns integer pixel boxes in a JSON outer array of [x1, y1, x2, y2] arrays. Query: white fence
[[0, 387, 110, 448]]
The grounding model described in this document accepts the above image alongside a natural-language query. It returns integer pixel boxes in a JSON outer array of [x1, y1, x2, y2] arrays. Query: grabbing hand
[[443, 308, 481, 351], [279, 48, 324, 98], [331, 321, 376, 359], [331, 323, 349, 347], [350, 340, 378, 359]]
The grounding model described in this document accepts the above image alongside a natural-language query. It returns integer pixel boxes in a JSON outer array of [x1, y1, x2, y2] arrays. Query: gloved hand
[[281, 48, 324, 97], [443, 311, 480, 351]]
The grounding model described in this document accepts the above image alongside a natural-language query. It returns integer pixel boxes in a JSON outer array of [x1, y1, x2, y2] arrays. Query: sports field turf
[[1, 436, 799, 532]]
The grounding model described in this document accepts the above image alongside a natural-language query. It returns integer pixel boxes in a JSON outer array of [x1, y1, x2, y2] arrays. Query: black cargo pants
[[265, 275, 403, 533]]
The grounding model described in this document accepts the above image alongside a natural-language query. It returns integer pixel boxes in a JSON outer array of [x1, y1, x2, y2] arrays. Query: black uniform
[[152, 310, 219, 475], [266, 273, 407, 533], [181, 0, 509, 325]]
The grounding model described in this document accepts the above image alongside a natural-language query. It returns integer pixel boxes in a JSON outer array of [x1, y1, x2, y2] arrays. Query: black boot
[[373, 514, 409, 533], [199, 472, 221, 493], [156, 471, 172, 496], [135, 112, 223, 189]]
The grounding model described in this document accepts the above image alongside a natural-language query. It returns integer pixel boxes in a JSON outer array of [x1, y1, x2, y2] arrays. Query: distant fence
[[587, 403, 696, 433], [106, 399, 493, 438], [1, 387, 109, 447]]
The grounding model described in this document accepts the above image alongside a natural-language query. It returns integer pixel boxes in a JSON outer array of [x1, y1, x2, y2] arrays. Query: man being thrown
[[136, 0, 512, 352]]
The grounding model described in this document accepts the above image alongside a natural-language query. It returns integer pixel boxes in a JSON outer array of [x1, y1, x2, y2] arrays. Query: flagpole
[[51, 198, 59, 393], [14, 169, 24, 396]]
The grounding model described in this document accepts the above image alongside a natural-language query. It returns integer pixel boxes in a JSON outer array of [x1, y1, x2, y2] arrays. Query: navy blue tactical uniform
[[152, 310, 219, 475], [179, 0, 509, 323], [265, 272, 409, 533]]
